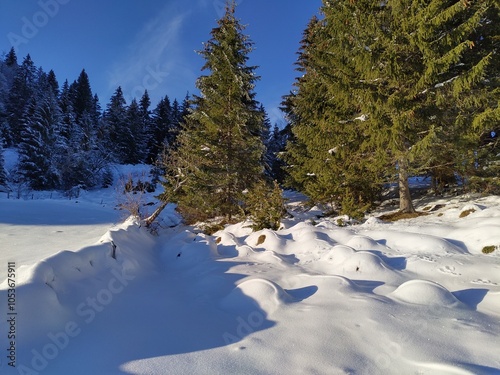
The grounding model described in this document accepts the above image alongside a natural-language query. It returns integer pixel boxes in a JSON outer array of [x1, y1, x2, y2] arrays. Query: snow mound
[[12, 274, 70, 339], [297, 273, 359, 294], [216, 231, 240, 247], [476, 291, 500, 317], [346, 235, 381, 251], [292, 227, 327, 243], [161, 231, 217, 267], [336, 251, 394, 275], [390, 280, 463, 307], [321, 245, 356, 263], [321, 245, 393, 274], [246, 229, 288, 250], [220, 278, 292, 315], [362, 217, 384, 226], [411, 362, 479, 375], [459, 204, 483, 216], [366, 230, 467, 254]]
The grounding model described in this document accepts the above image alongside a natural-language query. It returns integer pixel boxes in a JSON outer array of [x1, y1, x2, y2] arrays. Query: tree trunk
[[398, 157, 415, 213], [144, 200, 168, 227]]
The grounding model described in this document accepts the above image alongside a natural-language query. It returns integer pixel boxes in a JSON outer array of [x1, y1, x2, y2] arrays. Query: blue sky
[[0, 0, 321, 125]]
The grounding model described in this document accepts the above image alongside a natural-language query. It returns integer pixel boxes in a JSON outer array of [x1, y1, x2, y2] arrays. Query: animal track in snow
[[417, 255, 436, 263], [438, 265, 461, 276], [471, 279, 498, 286]]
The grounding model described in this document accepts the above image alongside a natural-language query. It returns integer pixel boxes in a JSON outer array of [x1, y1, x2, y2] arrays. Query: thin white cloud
[[107, 4, 190, 103]]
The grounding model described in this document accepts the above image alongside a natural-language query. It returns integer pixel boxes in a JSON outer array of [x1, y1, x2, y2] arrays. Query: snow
[[1, 186, 500, 374]]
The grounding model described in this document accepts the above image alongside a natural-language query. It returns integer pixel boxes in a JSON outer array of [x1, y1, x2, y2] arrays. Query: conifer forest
[[0, 0, 499, 226]]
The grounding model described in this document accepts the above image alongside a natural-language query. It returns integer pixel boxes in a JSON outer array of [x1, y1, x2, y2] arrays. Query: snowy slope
[[0, 192, 499, 375]]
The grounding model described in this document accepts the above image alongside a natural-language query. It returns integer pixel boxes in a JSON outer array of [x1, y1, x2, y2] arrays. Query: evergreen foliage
[[285, 0, 499, 215], [246, 180, 286, 231], [267, 124, 292, 184], [7, 54, 37, 146], [0, 137, 6, 186], [0, 49, 197, 193], [17, 90, 60, 190], [146, 95, 172, 164], [103, 86, 129, 163], [162, 1, 271, 223], [124, 98, 147, 164], [4, 48, 17, 67]]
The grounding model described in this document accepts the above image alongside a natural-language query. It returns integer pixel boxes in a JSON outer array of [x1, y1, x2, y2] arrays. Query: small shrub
[[459, 209, 475, 218], [468, 176, 500, 195], [482, 245, 497, 254], [256, 234, 266, 246], [101, 167, 114, 188], [117, 174, 151, 220], [379, 211, 429, 222], [246, 180, 286, 231], [199, 218, 234, 235]]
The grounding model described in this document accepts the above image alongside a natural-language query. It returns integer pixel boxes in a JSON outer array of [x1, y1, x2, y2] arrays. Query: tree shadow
[[0, 200, 118, 225], [36, 249, 318, 375]]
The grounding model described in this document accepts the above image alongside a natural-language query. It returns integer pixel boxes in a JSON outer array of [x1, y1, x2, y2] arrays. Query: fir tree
[[267, 124, 290, 183], [283, 14, 383, 216], [0, 137, 6, 187], [285, 0, 499, 214], [368, 0, 500, 211], [147, 95, 172, 163], [72, 69, 94, 123], [163, 1, 267, 222], [124, 98, 147, 164], [103, 86, 128, 163], [138, 90, 153, 162], [17, 89, 61, 190], [6, 54, 37, 146], [0, 49, 18, 145], [46, 70, 59, 97], [169, 97, 184, 147], [58, 80, 75, 141], [4, 48, 17, 67], [58, 77, 107, 190]]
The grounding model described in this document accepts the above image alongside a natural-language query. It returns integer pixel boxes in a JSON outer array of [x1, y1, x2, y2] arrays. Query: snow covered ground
[[0, 182, 499, 374]]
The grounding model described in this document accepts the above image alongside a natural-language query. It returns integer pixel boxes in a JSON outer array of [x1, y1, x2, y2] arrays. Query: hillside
[[0, 184, 499, 374]]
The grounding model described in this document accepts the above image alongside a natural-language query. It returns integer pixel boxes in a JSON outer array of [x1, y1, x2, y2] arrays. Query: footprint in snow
[[438, 265, 461, 276], [471, 279, 498, 286], [417, 255, 436, 263]]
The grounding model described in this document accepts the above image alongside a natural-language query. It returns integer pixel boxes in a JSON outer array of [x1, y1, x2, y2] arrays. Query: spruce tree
[[0, 50, 17, 146], [124, 98, 147, 164], [169, 97, 184, 148], [103, 86, 128, 163], [17, 89, 61, 190], [0, 63, 9, 145], [369, 0, 500, 211], [147, 95, 172, 163], [72, 69, 94, 123], [267, 124, 289, 184], [0, 137, 6, 187], [4, 48, 17, 67], [286, 0, 499, 214], [283, 14, 383, 216], [163, 0, 266, 222], [6, 54, 37, 146]]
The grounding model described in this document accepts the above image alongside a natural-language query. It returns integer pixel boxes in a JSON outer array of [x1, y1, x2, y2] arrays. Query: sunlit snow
[[0, 184, 499, 374]]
